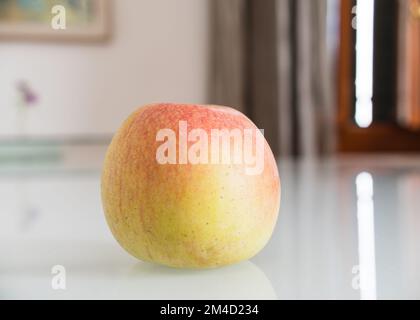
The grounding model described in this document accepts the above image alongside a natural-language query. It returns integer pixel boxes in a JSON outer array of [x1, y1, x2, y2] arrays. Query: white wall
[[0, 0, 210, 137]]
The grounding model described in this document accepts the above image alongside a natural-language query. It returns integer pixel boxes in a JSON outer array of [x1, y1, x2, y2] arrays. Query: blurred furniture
[[338, 0, 420, 152], [397, 0, 420, 130]]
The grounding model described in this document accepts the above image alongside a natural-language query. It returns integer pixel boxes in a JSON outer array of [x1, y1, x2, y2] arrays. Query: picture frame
[[0, 0, 110, 41]]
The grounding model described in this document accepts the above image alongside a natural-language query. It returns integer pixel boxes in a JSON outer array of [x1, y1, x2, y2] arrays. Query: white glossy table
[[1, 146, 419, 299]]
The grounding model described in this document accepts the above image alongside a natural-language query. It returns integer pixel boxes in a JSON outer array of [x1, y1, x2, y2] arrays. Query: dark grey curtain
[[210, 0, 336, 157], [210, 0, 248, 115]]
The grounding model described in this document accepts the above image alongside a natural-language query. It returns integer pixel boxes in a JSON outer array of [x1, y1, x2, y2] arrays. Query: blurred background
[[1, 0, 420, 156], [1, 0, 420, 299]]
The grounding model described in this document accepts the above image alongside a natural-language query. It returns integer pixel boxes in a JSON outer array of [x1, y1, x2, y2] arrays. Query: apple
[[101, 103, 280, 268]]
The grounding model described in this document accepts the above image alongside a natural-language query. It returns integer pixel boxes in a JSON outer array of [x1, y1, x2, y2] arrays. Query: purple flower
[[17, 81, 38, 106]]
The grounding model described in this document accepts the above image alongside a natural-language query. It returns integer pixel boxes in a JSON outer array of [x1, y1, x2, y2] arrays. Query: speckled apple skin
[[101, 103, 280, 268]]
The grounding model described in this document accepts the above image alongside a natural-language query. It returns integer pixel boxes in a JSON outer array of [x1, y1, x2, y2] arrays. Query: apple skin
[[101, 103, 280, 268]]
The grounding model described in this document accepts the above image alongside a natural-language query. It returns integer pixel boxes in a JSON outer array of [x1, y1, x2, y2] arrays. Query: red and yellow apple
[[101, 103, 280, 268]]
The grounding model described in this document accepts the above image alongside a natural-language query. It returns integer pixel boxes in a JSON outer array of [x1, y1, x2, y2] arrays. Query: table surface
[[1, 145, 420, 300]]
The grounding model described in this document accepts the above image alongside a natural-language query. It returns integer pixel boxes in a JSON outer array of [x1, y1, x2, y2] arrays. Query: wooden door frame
[[337, 0, 420, 152]]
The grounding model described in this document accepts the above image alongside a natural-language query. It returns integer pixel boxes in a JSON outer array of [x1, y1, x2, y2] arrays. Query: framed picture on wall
[[0, 0, 109, 41]]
